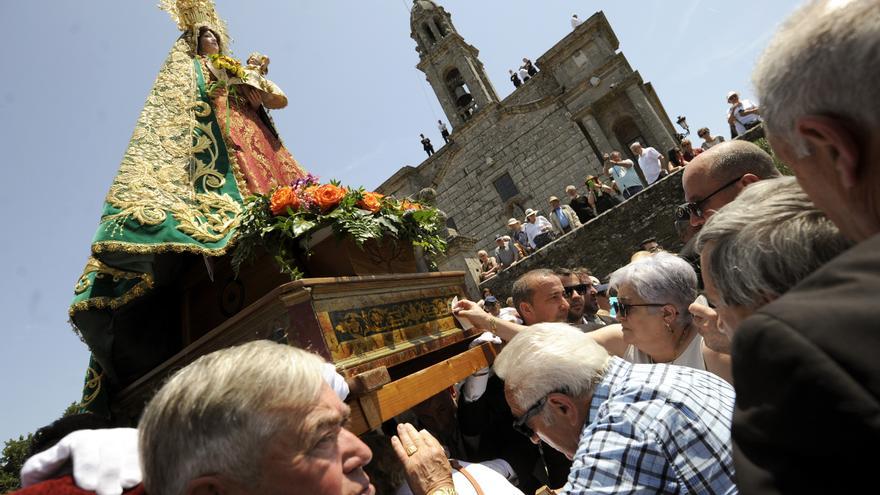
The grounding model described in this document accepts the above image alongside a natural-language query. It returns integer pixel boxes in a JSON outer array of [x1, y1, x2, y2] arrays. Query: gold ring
[[406, 445, 418, 457]]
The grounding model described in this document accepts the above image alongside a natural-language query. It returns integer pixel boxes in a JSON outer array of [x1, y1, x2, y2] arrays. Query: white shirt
[[571, 16, 582, 29], [637, 147, 663, 184], [729, 99, 760, 135], [518, 67, 529, 80], [522, 216, 552, 248], [396, 459, 523, 495], [623, 333, 707, 371], [609, 159, 643, 190], [438, 122, 448, 133]]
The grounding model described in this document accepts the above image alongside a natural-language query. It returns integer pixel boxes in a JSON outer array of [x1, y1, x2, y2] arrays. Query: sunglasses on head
[[610, 300, 667, 318], [563, 283, 590, 299], [675, 176, 741, 219]]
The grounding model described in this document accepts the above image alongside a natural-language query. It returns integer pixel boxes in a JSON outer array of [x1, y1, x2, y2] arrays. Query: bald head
[[682, 141, 780, 229]]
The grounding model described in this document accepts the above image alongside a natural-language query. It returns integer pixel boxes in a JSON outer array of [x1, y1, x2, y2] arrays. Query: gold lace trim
[[69, 257, 155, 317]]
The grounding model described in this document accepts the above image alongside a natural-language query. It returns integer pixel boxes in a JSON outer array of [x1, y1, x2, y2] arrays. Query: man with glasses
[[557, 268, 609, 331], [494, 323, 737, 494], [680, 140, 779, 231]]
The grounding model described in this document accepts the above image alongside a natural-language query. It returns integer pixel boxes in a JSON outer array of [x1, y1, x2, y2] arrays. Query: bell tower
[[410, 0, 499, 128]]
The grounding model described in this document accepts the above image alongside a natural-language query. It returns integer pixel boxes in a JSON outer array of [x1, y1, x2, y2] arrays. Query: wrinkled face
[[255, 385, 374, 495], [558, 273, 584, 323], [682, 157, 742, 230], [550, 200, 560, 209], [630, 144, 643, 155], [504, 388, 580, 460], [768, 132, 858, 240], [198, 29, 220, 55], [521, 275, 569, 325], [566, 188, 577, 198], [615, 283, 669, 351], [700, 245, 756, 340]]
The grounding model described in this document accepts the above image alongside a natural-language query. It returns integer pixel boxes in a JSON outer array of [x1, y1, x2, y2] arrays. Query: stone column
[[625, 84, 675, 154], [580, 113, 614, 156]]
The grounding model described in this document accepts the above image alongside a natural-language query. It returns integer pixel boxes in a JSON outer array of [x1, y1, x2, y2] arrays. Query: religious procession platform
[[112, 271, 495, 432]]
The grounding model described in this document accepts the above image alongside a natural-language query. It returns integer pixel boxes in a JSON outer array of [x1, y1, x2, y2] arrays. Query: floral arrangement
[[208, 54, 248, 80], [232, 174, 446, 279]]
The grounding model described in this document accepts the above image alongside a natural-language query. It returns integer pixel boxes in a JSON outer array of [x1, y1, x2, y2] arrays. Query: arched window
[[444, 68, 475, 121], [612, 117, 647, 161], [422, 23, 436, 45]]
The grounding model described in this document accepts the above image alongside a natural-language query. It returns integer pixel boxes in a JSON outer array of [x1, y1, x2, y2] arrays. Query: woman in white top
[[590, 252, 731, 383]]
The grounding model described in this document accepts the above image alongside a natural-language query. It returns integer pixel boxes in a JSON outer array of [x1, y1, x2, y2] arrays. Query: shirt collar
[[587, 357, 628, 424]]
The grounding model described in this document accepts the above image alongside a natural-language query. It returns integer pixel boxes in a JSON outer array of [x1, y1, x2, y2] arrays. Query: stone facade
[[480, 170, 686, 299], [378, 4, 679, 261]]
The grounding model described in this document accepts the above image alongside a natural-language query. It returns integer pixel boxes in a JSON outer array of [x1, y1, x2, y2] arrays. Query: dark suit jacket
[[731, 233, 880, 494]]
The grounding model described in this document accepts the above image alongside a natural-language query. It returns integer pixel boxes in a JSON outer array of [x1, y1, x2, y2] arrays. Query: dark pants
[[424, 146, 434, 156], [441, 131, 450, 144], [622, 185, 643, 199]]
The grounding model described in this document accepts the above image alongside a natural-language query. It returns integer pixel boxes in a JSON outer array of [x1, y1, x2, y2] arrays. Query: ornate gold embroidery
[[69, 257, 155, 317], [80, 366, 103, 408], [100, 39, 240, 244]]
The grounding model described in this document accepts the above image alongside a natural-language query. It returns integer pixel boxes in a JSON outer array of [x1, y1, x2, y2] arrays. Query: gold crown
[[160, 0, 229, 47]]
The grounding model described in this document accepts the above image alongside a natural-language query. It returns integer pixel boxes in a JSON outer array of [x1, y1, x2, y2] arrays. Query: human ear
[[547, 394, 578, 426], [796, 115, 861, 189]]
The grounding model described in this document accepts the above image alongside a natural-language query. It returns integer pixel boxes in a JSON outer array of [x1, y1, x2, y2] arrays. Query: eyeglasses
[[562, 284, 589, 299], [512, 389, 565, 438], [676, 176, 741, 219], [611, 300, 667, 318]]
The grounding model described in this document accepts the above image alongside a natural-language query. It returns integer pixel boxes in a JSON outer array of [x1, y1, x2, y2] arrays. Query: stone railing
[[480, 169, 685, 298]]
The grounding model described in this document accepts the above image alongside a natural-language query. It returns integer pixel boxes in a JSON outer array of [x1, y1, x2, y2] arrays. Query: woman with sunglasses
[[590, 252, 732, 383]]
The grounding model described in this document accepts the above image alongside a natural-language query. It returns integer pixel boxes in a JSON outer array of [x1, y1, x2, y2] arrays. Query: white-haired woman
[[694, 176, 851, 336], [590, 252, 731, 382]]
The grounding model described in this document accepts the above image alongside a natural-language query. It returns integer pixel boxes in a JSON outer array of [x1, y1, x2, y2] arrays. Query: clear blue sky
[[0, 1, 800, 441]]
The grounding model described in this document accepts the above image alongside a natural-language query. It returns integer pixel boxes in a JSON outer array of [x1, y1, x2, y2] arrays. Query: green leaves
[[231, 186, 447, 280]]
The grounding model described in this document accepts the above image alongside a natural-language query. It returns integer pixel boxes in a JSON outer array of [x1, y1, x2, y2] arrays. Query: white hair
[[609, 251, 697, 327], [494, 323, 610, 419], [752, 0, 880, 155], [139, 340, 326, 495], [695, 177, 851, 309]]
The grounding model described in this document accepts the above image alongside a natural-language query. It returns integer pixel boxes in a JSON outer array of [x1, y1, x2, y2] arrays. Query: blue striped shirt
[[562, 357, 737, 494]]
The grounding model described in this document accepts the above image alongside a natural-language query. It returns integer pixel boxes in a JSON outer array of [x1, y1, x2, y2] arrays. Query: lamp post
[[675, 115, 690, 142]]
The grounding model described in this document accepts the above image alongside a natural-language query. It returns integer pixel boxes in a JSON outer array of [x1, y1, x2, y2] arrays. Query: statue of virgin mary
[[69, 0, 306, 412]]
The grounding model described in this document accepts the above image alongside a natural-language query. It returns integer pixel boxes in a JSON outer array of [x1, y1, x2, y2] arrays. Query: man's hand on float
[[452, 299, 491, 329], [391, 423, 455, 495]]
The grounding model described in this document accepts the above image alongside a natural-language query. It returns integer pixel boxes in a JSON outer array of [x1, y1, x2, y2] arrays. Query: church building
[[378, 1, 678, 250]]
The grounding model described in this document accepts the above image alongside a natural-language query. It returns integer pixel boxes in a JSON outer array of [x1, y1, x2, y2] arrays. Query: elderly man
[[629, 141, 668, 185], [547, 196, 581, 235], [522, 208, 556, 250], [728, 1, 880, 492], [680, 141, 780, 232], [139, 341, 378, 495], [506, 218, 531, 256], [493, 235, 520, 270], [564, 185, 595, 224], [694, 177, 850, 338], [494, 324, 737, 494]]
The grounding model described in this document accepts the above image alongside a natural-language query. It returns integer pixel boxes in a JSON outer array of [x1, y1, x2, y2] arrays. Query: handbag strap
[[449, 460, 485, 495]]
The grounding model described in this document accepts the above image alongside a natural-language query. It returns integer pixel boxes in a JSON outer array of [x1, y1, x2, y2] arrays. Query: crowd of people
[[12, 1, 880, 494]]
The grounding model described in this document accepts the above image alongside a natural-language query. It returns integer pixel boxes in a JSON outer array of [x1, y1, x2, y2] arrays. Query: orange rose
[[313, 184, 347, 211], [400, 199, 422, 211], [357, 192, 384, 213], [270, 186, 300, 215]]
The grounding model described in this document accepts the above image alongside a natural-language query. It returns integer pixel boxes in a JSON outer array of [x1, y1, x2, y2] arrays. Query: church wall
[[435, 102, 605, 254], [479, 170, 686, 298]]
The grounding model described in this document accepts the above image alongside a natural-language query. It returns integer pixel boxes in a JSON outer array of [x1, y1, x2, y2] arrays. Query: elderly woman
[[477, 250, 499, 281], [590, 252, 731, 382], [694, 176, 851, 336]]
